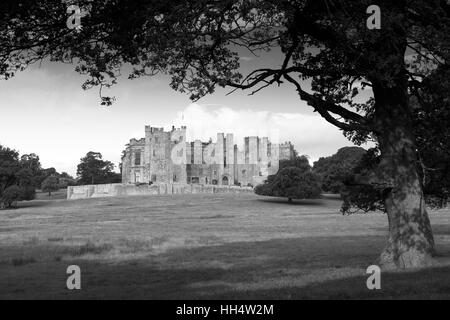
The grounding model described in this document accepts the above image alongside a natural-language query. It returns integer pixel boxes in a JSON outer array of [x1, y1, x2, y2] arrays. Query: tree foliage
[[342, 64, 450, 214], [255, 156, 321, 201], [0, 145, 20, 198], [313, 147, 367, 193], [41, 175, 60, 196], [0, 146, 36, 208], [77, 151, 121, 185], [1, 185, 23, 208], [0, 145, 74, 208]]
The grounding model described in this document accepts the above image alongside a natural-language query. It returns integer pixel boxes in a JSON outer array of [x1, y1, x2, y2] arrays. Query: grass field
[[0, 191, 450, 299]]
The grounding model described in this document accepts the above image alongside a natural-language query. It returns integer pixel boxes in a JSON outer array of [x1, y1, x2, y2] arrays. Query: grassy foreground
[[0, 192, 449, 299]]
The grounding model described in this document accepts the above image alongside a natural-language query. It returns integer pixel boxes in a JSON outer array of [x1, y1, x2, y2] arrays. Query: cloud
[[168, 103, 364, 163]]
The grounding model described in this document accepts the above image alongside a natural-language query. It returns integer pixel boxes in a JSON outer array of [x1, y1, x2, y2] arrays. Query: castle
[[121, 126, 295, 186]]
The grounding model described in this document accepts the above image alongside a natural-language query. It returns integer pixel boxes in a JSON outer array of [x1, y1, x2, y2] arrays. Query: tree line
[[257, 144, 450, 215], [0, 146, 120, 208], [255, 148, 364, 203]]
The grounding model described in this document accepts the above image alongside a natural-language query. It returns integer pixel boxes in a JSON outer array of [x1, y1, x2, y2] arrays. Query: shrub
[[21, 186, 36, 201], [1, 185, 24, 208], [255, 167, 322, 202]]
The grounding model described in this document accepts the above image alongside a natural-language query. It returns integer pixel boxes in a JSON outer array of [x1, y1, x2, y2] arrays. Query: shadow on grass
[[0, 235, 449, 299], [15, 200, 55, 209], [372, 224, 450, 236], [208, 265, 450, 300], [256, 197, 326, 206]]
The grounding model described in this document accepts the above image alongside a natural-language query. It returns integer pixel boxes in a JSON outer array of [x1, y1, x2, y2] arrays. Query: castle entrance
[[222, 176, 229, 185]]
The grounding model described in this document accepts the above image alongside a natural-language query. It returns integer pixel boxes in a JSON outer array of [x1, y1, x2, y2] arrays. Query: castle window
[[191, 177, 200, 184], [135, 172, 141, 183], [151, 174, 157, 182], [242, 169, 246, 175], [134, 151, 141, 166], [155, 137, 159, 143], [173, 174, 178, 182], [153, 150, 156, 157], [268, 162, 271, 168]]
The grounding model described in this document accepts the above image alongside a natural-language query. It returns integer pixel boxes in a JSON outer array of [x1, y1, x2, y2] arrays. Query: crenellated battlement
[[122, 125, 296, 186]]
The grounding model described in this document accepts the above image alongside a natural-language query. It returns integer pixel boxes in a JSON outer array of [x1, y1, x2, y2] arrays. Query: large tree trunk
[[373, 82, 435, 269]]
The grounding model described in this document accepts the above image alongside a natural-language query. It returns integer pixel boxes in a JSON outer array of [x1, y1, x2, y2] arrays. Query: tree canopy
[[313, 146, 367, 193], [255, 167, 322, 202], [0, 145, 36, 208], [76, 151, 121, 185], [41, 175, 60, 196]]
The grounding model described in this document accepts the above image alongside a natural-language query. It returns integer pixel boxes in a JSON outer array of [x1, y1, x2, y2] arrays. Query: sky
[[0, 54, 370, 177]]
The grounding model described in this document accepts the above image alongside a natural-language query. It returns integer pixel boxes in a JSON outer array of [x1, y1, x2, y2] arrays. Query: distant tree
[[15, 168, 34, 187], [0, 146, 21, 199], [57, 172, 77, 189], [313, 147, 367, 193], [15, 168, 36, 201], [104, 172, 122, 184], [32, 167, 57, 188], [20, 186, 36, 201], [279, 155, 311, 172], [77, 152, 120, 185], [20, 154, 41, 172], [41, 175, 59, 196], [19, 153, 42, 187], [0, 146, 38, 208], [255, 167, 322, 202], [1, 185, 25, 208], [256, 156, 321, 202]]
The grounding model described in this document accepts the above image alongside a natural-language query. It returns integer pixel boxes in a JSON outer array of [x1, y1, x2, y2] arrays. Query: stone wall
[[122, 125, 294, 186], [67, 183, 254, 200]]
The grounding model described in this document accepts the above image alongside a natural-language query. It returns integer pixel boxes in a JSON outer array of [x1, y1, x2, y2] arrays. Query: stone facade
[[121, 125, 295, 186], [67, 183, 254, 200]]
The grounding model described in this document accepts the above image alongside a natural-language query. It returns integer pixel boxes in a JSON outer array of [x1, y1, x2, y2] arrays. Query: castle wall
[[122, 125, 295, 187], [67, 183, 253, 200], [203, 143, 216, 165], [225, 133, 235, 184], [248, 136, 258, 164], [193, 140, 202, 164], [122, 138, 146, 184], [260, 137, 269, 176], [170, 127, 187, 183], [148, 128, 171, 183]]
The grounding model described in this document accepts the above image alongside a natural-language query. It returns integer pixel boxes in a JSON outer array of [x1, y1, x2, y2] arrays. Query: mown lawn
[[0, 193, 449, 299]]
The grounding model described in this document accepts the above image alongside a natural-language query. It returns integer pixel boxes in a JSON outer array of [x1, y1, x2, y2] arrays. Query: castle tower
[[248, 136, 258, 164], [259, 137, 269, 176], [147, 126, 171, 183], [225, 133, 235, 185], [123, 125, 295, 187], [170, 126, 187, 183], [215, 133, 225, 184], [193, 140, 203, 164]]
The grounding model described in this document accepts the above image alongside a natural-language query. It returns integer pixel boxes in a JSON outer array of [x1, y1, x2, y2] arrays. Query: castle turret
[[122, 125, 295, 186]]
